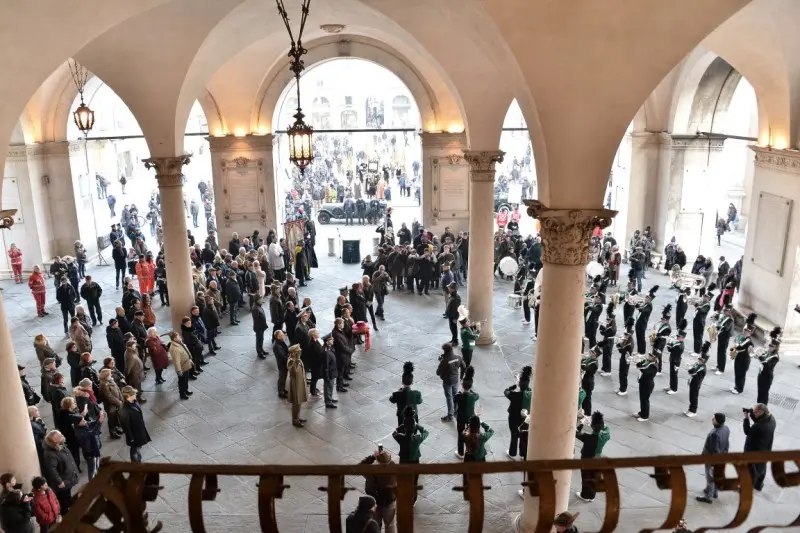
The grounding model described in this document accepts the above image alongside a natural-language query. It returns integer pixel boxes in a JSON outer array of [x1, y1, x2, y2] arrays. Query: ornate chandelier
[[276, 0, 313, 174], [68, 59, 95, 137]]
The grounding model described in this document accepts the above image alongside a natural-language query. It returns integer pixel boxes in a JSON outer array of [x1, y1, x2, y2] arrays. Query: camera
[[742, 407, 753, 414]]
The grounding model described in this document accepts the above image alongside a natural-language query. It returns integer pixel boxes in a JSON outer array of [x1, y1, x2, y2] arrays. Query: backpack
[[595, 426, 611, 457]]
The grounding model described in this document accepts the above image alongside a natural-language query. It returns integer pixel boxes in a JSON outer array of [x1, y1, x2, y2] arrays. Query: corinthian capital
[[143, 155, 192, 188], [524, 200, 617, 266], [462, 150, 505, 182]]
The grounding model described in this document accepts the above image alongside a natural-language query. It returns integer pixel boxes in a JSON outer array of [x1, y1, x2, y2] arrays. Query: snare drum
[[507, 294, 523, 309]]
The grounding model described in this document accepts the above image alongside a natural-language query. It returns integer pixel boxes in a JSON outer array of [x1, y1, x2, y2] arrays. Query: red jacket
[[28, 272, 46, 294], [146, 336, 169, 371], [33, 488, 60, 525]]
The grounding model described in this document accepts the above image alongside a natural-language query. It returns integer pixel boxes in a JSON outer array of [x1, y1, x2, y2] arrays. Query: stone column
[[625, 132, 668, 247], [143, 156, 194, 330], [516, 201, 615, 532], [0, 293, 40, 486], [463, 150, 504, 345]]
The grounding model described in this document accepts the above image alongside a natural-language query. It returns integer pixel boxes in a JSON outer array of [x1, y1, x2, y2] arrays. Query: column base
[[476, 329, 496, 346]]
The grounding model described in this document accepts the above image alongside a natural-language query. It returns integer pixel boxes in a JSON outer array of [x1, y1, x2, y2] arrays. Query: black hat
[[462, 366, 475, 389], [677, 319, 688, 336], [647, 285, 659, 299], [769, 326, 783, 345], [108, 318, 118, 326], [401, 362, 415, 386], [700, 341, 711, 358], [707, 282, 718, 292], [713, 413, 726, 426], [589, 344, 602, 356], [519, 365, 532, 388], [698, 287, 706, 297], [744, 313, 757, 333], [661, 304, 672, 319]]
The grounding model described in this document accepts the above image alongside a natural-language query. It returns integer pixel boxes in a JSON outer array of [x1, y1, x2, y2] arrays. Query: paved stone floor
[[7, 235, 800, 532]]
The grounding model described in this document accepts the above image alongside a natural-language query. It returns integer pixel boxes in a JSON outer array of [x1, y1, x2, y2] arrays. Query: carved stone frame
[[220, 156, 268, 228], [431, 154, 469, 222]]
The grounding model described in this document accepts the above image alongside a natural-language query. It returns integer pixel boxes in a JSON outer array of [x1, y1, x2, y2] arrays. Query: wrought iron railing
[[53, 451, 800, 533]]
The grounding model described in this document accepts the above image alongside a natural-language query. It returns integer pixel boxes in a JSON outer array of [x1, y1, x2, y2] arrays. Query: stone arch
[[685, 57, 743, 134], [253, 37, 447, 135]]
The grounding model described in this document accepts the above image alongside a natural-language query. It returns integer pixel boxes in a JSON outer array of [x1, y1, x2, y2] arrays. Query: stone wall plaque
[[432, 156, 469, 219], [752, 192, 792, 276], [221, 157, 267, 227]]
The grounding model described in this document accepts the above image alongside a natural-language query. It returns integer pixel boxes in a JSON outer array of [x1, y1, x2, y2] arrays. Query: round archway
[[65, 80, 213, 247], [497, 99, 538, 235], [272, 58, 423, 231]]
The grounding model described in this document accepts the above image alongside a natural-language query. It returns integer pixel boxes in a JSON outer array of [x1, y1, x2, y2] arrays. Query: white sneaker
[[685, 411, 697, 418], [666, 390, 677, 395], [505, 452, 517, 460], [454, 451, 464, 460], [714, 370, 723, 376], [663, 387, 671, 392], [575, 491, 594, 502], [730, 388, 740, 394], [599, 371, 611, 377], [521, 320, 530, 325], [636, 417, 649, 422], [518, 489, 525, 499], [616, 390, 627, 396], [656, 372, 662, 376]]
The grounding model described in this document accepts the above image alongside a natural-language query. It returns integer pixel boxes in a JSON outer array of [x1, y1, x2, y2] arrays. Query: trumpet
[[681, 360, 697, 371], [729, 346, 737, 360], [648, 329, 657, 344], [625, 293, 645, 306], [752, 347, 767, 359]]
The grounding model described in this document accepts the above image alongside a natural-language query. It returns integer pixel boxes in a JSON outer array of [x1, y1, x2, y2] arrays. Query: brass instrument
[[729, 346, 737, 360], [627, 353, 655, 365], [681, 360, 697, 371], [648, 327, 658, 345], [625, 293, 645, 306], [707, 323, 718, 343], [752, 347, 767, 360], [686, 295, 704, 305]]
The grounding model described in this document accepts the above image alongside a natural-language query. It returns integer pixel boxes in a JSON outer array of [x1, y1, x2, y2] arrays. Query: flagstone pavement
[[6, 238, 800, 532]]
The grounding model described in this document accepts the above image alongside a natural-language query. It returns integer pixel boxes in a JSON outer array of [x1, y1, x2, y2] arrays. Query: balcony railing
[[53, 451, 800, 533]]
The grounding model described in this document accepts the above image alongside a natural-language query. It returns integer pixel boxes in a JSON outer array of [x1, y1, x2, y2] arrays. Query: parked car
[[317, 200, 387, 224]]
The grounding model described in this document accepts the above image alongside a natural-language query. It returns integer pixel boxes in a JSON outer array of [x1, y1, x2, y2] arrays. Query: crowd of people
[[4, 204, 786, 533]]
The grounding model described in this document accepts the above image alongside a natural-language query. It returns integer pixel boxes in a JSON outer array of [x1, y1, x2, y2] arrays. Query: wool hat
[[357, 495, 376, 512]]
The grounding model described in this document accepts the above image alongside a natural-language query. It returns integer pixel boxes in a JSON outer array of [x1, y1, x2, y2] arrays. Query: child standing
[[32, 476, 60, 533]]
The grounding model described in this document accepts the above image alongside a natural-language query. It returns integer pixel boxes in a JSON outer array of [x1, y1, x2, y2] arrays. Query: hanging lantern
[[73, 100, 95, 136], [287, 110, 313, 173]]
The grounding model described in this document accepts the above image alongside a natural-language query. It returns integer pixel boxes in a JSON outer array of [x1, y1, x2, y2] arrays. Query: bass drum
[[499, 256, 518, 277]]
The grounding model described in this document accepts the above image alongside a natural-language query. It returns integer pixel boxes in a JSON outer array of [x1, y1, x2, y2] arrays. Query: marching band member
[[454, 367, 479, 459], [634, 351, 657, 422], [615, 317, 634, 396], [652, 304, 672, 375], [685, 341, 710, 417], [580, 345, 600, 416], [389, 362, 423, 427], [598, 303, 617, 376], [584, 293, 603, 348], [691, 288, 713, 355], [634, 286, 657, 354], [756, 327, 781, 405], [675, 287, 690, 327], [622, 278, 639, 324], [730, 313, 756, 395], [664, 319, 686, 394], [520, 270, 535, 326], [504, 366, 532, 459], [713, 303, 734, 375]]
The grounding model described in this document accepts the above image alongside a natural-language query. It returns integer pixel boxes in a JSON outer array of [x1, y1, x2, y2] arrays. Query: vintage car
[[316, 200, 387, 224]]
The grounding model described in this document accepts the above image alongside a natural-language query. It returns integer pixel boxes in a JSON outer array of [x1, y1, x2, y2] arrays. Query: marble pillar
[[420, 132, 469, 234], [207, 135, 278, 242], [0, 295, 40, 487], [625, 132, 668, 248], [143, 156, 194, 330], [516, 201, 615, 532], [463, 150, 504, 345]]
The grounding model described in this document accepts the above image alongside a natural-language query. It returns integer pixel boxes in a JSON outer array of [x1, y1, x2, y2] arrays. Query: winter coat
[[42, 441, 79, 489], [49, 386, 68, 420], [106, 326, 126, 366], [99, 379, 123, 414], [181, 325, 204, 359], [55, 284, 76, 308], [32, 488, 59, 526], [224, 276, 242, 303], [252, 305, 268, 332], [332, 328, 354, 357], [74, 418, 103, 457], [269, 296, 284, 324], [273, 339, 289, 373], [0, 497, 35, 533], [436, 352, 465, 386], [70, 323, 92, 354], [119, 401, 151, 447], [124, 348, 144, 390], [146, 336, 169, 371], [169, 341, 193, 373], [80, 281, 103, 302], [66, 350, 82, 388], [203, 305, 220, 330], [34, 340, 58, 366], [287, 357, 308, 405]]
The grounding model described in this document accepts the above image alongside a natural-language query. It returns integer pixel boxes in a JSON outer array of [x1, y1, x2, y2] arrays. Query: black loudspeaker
[[342, 240, 361, 264]]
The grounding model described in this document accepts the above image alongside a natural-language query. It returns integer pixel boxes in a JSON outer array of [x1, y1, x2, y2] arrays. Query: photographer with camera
[[358, 446, 397, 533], [0, 488, 34, 533], [742, 403, 777, 491]]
